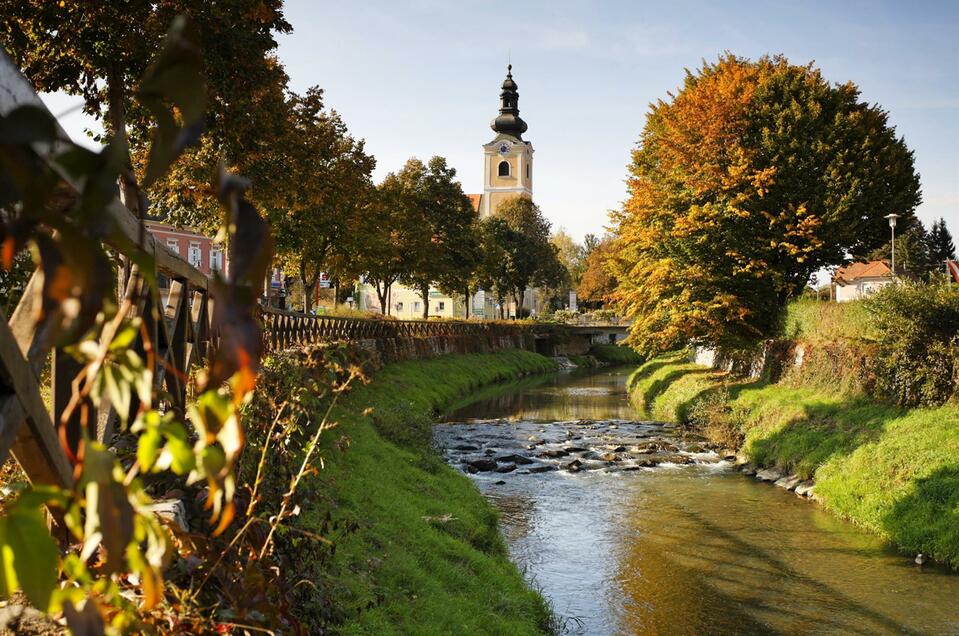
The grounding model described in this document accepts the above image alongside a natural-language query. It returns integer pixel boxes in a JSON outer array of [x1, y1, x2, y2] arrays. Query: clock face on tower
[[498, 143, 510, 155]]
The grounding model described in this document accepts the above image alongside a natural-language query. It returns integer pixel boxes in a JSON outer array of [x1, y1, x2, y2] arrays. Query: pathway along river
[[435, 367, 959, 635]]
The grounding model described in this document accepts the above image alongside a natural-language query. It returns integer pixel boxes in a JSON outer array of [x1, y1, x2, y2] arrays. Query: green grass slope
[[313, 350, 558, 634], [628, 355, 959, 568]]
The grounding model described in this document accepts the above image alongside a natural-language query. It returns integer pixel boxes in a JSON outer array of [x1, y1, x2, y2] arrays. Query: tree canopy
[[2, 0, 293, 220], [610, 54, 921, 353]]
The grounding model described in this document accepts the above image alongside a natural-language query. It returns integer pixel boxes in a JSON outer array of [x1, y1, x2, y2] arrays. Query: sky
[[43, 0, 958, 244]]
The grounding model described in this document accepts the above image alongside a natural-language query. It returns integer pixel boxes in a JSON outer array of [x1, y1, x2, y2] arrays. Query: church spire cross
[[491, 63, 528, 139]]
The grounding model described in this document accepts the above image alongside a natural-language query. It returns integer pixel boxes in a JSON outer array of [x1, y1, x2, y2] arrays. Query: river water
[[434, 367, 959, 635]]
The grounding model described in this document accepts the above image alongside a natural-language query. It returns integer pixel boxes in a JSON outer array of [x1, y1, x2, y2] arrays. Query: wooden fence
[[259, 307, 531, 351]]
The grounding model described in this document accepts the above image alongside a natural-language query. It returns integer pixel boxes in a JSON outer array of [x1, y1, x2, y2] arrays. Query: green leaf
[[137, 427, 162, 472], [0, 505, 59, 610], [108, 320, 140, 352], [103, 365, 132, 427]]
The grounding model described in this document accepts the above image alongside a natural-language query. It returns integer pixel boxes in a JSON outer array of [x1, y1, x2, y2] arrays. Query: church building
[[473, 63, 534, 219], [357, 65, 535, 319]]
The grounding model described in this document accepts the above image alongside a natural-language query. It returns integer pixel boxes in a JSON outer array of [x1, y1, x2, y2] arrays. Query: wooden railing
[[259, 307, 532, 351], [0, 52, 216, 491]]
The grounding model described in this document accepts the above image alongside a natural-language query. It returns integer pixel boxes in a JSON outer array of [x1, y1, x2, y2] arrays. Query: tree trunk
[[106, 65, 140, 218], [464, 287, 470, 319], [299, 258, 319, 314], [421, 284, 430, 319], [375, 281, 388, 315], [332, 278, 339, 309]]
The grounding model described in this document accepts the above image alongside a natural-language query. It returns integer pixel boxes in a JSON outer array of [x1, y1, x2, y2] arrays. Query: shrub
[[863, 281, 959, 406]]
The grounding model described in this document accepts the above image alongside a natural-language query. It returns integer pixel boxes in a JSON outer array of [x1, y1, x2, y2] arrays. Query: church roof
[[466, 194, 482, 213], [490, 64, 528, 140]]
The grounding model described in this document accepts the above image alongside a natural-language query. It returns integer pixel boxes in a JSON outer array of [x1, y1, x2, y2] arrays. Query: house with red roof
[[832, 260, 893, 302]]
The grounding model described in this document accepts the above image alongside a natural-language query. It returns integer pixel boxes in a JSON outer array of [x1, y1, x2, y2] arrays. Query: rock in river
[[756, 467, 784, 482], [495, 463, 517, 473], [466, 458, 497, 472], [538, 449, 570, 459], [529, 464, 558, 473], [564, 459, 583, 473], [775, 475, 802, 491], [496, 454, 534, 465]]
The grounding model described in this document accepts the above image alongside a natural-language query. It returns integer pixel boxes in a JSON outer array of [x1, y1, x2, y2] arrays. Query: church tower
[[480, 65, 533, 218]]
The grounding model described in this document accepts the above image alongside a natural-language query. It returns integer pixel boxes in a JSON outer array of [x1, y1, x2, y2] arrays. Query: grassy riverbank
[[628, 355, 959, 568], [252, 348, 558, 634]]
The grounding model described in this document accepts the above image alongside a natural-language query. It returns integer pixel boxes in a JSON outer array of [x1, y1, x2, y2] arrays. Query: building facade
[[358, 65, 535, 319], [833, 261, 893, 302]]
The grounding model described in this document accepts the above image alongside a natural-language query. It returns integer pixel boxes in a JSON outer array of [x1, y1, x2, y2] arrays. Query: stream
[[434, 367, 959, 635]]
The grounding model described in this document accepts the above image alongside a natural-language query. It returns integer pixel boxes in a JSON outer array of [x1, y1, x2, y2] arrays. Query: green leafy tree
[[490, 197, 565, 315], [550, 228, 586, 286], [355, 177, 410, 315], [391, 157, 477, 319], [610, 54, 921, 353], [2, 0, 292, 222], [273, 88, 375, 312]]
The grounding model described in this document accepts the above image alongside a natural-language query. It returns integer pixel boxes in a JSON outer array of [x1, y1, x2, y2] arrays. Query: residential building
[[146, 221, 224, 277], [833, 261, 893, 302]]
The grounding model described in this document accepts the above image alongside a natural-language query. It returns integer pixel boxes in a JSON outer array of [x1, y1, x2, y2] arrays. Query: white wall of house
[[835, 277, 892, 302]]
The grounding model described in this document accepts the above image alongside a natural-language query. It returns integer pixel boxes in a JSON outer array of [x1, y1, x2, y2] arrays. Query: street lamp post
[[884, 213, 901, 278]]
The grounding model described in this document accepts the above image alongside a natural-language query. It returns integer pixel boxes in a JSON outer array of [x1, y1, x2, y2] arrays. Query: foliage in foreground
[[0, 18, 285, 633], [628, 356, 959, 567], [610, 53, 921, 355]]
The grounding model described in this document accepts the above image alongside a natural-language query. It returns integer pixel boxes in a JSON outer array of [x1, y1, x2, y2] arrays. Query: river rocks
[[527, 436, 545, 445], [495, 454, 534, 465], [794, 481, 816, 498], [495, 463, 517, 473], [609, 445, 628, 453], [453, 444, 480, 451], [564, 459, 583, 472], [466, 458, 497, 472], [756, 467, 784, 482], [538, 449, 569, 459], [775, 475, 802, 491], [599, 452, 621, 462], [685, 443, 705, 453], [740, 465, 757, 476], [563, 446, 589, 453], [529, 464, 558, 473], [484, 449, 495, 456]]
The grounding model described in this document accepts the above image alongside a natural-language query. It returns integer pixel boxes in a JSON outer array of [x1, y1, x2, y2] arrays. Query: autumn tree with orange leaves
[[610, 54, 921, 354]]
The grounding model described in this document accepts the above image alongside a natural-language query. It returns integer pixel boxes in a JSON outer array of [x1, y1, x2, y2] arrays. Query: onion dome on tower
[[490, 64, 528, 140]]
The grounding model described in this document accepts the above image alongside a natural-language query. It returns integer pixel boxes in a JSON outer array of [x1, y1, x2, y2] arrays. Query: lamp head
[[884, 213, 901, 228]]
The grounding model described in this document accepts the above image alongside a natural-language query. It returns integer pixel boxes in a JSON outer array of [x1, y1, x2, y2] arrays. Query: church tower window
[[498, 160, 510, 177]]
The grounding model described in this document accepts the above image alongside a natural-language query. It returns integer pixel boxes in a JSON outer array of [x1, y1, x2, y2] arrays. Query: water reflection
[[437, 368, 959, 635]]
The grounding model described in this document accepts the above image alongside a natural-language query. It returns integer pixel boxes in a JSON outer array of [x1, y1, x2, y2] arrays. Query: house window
[[526, 163, 530, 179], [498, 160, 510, 177], [210, 248, 223, 272], [396, 302, 404, 312], [166, 238, 179, 255], [437, 301, 445, 312], [413, 301, 421, 313], [188, 241, 201, 267]]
